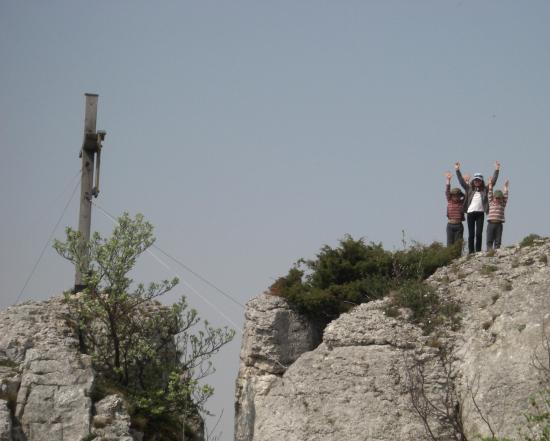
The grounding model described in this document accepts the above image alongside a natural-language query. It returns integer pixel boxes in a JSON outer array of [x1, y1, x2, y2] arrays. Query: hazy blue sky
[[1, 1, 549, 439]]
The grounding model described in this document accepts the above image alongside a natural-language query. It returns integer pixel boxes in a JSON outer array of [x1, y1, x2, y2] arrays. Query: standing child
[[486, 179, 510, 250], [455, 161, 500, 254], [445, 171, 465, 247]]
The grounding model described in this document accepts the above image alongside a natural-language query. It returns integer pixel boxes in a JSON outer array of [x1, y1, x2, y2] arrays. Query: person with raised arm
[[445, 171, 465, 247], [486, 179, 510, 250], [455, 161, 500, 254]]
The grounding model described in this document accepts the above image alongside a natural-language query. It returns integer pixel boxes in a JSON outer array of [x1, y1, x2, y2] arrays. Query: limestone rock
[[92, 394, 136, 441], [234, 294, 321, 441], [239, 295, 321, 375], [237, 299, 457, 441], [0, 295, 168, 441], [430, 242, 550, 439], [0, 296, 95, 441], [235, 240, 550, 441], [0, 400, 11, 441], [323, 299, 422, 349]]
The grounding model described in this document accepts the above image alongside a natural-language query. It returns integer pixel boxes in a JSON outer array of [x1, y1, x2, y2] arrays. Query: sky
[[1, 1, 549, 439]]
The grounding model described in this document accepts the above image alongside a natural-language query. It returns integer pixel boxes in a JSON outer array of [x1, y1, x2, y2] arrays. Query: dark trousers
[[446, 223, 464, 247], [467, 211, 484, 253], [486, 222, 504, 250]]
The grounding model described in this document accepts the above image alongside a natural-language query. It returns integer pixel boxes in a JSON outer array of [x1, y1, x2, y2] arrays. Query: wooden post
[[74, 93, 105, 291]]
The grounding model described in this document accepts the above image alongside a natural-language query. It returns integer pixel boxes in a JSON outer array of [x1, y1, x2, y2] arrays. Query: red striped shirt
[[487, 188, 509, 222], [446, 185, 464, 223]]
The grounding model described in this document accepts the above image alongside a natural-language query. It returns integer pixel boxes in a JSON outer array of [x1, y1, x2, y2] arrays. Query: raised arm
[[503, 179, 510, 205], [488, 178, 494, 202], [455, 162, 469, 190], [492, 160, 501, 184], [445, 171, 452, 200]]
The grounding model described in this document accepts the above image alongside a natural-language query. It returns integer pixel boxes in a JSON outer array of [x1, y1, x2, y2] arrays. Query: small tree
[[54, 212, 234, 439]]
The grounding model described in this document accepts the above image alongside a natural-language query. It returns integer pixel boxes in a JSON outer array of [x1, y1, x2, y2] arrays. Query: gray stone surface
[[0, 296, 94, 441], [234, 294, 321, 441], [0, 295, 176, 441], [239, 295, 321, 375], [92, 394, 136, 441], [0, 400, 11, 441], [430, 242, 550, 439], [235, 240, 550, 441], [237, 299, 456, 441]]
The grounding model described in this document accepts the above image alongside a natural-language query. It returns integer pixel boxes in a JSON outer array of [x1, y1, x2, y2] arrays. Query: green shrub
[[270, 235, 461, 328], [393, 241, 462, 281], [520, 234, 543, 248], [393, 281, 439, 323], [391, 281, 461, 334], [481, 264, 498, 276]]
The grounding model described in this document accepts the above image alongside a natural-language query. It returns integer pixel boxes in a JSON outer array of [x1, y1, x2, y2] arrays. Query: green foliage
[[54, 212, 234, 440], [392, 241, 462, 280], [476, 388, 550, 441], [391, 280, 461, 334], [520, 234, 543, 248], [270, 235, 461, 325], [392, 280, 439, 324], [521, 388, 550, 441], [0, 358, 18, 369], [481, 264, 498, 276], [480, 437, 514, 441]]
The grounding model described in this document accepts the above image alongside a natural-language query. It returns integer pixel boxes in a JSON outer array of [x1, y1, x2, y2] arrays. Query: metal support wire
[[14, 178, 81, 305], [90, 199, 244, 329]]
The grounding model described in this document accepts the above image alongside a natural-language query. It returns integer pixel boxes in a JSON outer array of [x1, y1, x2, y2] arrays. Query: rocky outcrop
[[234, 295, 322, 441], [235, 240, 550, 440], [431, 243, 550, 439], [92, 394, 138, 441], [0, 401, 11, 441], [0, 296, 137, 441], [235, 297, 457, 441], [0, 296, 94, 440]]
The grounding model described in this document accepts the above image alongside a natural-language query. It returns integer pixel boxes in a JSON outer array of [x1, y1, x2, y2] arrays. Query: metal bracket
[[91, 131, 106, 197]]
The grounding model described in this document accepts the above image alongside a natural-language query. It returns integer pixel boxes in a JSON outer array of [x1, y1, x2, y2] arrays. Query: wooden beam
[[75, 93, 99, 291]]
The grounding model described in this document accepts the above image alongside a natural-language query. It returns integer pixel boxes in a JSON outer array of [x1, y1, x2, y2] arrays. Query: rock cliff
[[0, 296, 137, 441], [235, 240, 550, 441]]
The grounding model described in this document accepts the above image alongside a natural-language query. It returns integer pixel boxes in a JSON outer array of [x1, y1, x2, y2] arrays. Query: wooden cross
[[75, 93, 106, 291]]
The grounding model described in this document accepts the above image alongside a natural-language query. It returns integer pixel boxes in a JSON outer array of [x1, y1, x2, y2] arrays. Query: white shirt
[[468, 191, 484, 213]]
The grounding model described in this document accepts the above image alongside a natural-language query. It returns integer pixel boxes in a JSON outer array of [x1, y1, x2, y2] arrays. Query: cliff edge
[[235, 241, 550, 441]]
